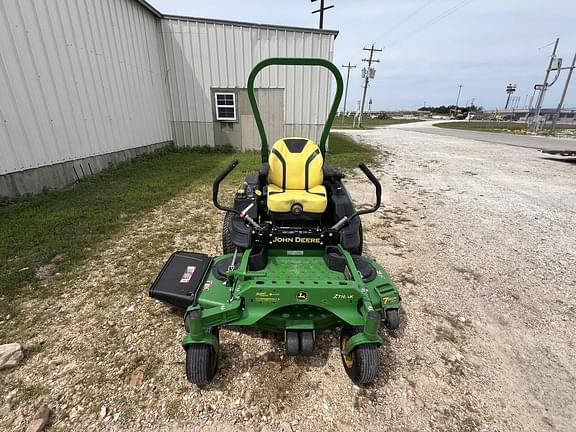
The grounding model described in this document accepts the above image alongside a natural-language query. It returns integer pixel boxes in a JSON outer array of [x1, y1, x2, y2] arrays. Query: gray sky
[[148, 0, 576, 111]]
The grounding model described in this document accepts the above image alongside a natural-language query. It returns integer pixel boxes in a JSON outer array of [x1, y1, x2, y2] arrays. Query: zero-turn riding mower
[[149, 58, 401, 385]]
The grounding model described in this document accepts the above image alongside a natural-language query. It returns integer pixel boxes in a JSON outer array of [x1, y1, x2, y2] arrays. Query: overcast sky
[[148, 0, 576, 111]]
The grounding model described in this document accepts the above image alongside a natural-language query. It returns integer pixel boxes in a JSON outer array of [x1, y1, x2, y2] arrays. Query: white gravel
[[347, 124, 576, 431]]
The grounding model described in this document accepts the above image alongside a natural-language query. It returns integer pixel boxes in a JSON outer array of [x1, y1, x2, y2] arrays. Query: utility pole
[[528, 87, 538, 110], [527, 86, 540, 126], [505, 83, 517, 109], [341, 62, 356, 124], [551, 51, 576, 132], [453, 84, 462, 118], [311, 0, 334, 30], [531, 37, 560, 132], [358, 44, 382, 128]]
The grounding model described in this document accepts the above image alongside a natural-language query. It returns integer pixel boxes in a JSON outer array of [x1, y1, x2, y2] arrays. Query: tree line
[[418, 105, 483, 114]]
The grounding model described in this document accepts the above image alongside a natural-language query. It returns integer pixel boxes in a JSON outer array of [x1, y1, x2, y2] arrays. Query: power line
[[376, 0, 439, 42], [385, 0, 473, 49], [387, 0, 471, 47], [538, 40, 557, 51]]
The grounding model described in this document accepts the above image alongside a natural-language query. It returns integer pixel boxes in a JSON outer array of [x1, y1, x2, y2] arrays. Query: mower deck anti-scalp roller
[[149, 57, 402, 385]]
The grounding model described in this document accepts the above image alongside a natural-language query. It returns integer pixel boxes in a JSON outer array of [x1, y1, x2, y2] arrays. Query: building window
[[214, 92, 237, 121]]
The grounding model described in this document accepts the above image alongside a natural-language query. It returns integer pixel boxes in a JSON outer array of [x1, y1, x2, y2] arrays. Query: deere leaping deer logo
[[296, 291, 308, 301]]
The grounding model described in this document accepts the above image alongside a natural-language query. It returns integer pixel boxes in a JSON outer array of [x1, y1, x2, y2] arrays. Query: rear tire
[[340, 326, 379, 385], [349, 221, 363, 255], [222, 212, 236, 254], [185, 343, 218, 385]]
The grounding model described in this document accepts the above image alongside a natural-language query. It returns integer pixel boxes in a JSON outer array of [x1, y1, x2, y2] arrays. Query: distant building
[[0, 0, 337, 197]]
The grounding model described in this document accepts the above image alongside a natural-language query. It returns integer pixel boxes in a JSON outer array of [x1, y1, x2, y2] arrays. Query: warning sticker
[[255, 291, 280, 303], [179, 265, 196, 283]]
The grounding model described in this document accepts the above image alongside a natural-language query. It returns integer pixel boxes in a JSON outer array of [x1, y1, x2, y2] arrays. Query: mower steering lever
[[331, 163, 382, 230], [213, 160, 240, 215], [212, 161, 261, 230], [356, 163, 382, 213]]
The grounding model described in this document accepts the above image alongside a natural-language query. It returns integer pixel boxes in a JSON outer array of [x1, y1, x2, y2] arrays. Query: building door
[[240, 88, 284, 151]]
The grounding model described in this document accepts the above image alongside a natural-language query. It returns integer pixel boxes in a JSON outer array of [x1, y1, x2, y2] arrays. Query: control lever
[[212, 160, 261, 230], [331, 163, 382, 230], [213, 160, 240, 214]]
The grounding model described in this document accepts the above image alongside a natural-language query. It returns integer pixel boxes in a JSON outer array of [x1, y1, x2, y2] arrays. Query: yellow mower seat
[[267, 138, 327, 214]]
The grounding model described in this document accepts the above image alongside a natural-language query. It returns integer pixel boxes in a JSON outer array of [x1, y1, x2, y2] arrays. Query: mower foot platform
[[149, 252, 212, 311]]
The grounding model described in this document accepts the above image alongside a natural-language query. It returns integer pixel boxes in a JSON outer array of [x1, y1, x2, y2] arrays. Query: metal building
[[0, 0, 337, 197]]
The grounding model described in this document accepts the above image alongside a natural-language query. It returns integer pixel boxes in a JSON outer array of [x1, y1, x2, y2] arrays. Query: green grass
[[327, 132, 379, 168], [334, 116, 422, 129], [434, 121, 576, 134], [434, 121, 527, 133], [0, 134, 377, 309], [0, 145, 257, 306]]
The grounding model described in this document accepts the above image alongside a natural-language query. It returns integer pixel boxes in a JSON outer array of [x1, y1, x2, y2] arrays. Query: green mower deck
[[183, 247, 400, 350]]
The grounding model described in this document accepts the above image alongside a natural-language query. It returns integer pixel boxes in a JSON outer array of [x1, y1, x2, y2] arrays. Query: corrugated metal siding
[[162, 18, 334, 147], [0, 0, 172, 175]]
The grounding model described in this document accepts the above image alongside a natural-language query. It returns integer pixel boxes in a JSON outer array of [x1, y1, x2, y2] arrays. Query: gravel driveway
[[346, 124, 576, 431], [1, 125, 575, 432]]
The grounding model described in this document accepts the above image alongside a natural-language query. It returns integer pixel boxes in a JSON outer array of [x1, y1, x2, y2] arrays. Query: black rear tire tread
[[349, 221, 363, 255], [222, 212, 235, 254]]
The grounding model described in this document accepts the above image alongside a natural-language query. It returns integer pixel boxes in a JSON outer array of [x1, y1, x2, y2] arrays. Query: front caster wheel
[[185, 343, 218, 385], [385, 309, 400, 330], [300, 331, 315, 356], [286, 330, 299, 356], [340, 326, 379, 385]]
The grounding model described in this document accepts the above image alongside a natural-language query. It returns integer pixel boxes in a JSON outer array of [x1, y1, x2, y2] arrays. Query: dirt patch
[[1, 127, 575, 431], [34, 264, 57, 281]]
